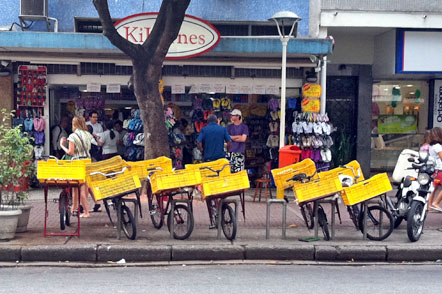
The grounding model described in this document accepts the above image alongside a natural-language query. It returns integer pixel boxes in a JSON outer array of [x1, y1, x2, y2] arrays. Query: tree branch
[[142, 0, 191, 64], [93, 0, 141, 58]]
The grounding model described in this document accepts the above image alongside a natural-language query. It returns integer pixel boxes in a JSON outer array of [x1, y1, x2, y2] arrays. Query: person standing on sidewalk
[[51, 116, 69, 159], [197, 114, 232, 228], [197, 114, 232, 161], [59, 116, 94, 218], [226, 109, 248, 173], [86, 110, 103, 161], [427, 127, 442, 211], [96, 120, 120, 160]]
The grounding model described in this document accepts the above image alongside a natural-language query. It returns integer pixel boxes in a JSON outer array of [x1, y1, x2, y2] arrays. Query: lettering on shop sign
[[114, 13, 220, 59], [438, 86, 442, 122]]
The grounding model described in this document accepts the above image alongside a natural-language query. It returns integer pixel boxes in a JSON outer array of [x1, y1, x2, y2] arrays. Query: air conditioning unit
[[20, 0, 48, 17]]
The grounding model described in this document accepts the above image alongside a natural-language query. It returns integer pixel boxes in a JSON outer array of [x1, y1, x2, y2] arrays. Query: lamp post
[[269, 11, 302, 148]]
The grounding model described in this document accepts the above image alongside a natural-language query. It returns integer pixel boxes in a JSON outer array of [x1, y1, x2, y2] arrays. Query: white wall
[[327, 31, 374, 65], [372, 30, 396, 79]]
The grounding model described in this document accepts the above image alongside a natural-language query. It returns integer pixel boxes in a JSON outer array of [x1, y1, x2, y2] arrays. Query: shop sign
[[199, 84, 215, 93], [189, 84, 199, 94], [114, 13, 220, 59], [302, 83, 321, 98], [266, 85, 279, 95], [433, 80, 442, 128], [253, 85, 266, 95], [87, 83, 101, 92], [226, 84, 239, 94], [106, 84, 121, 93], [240, 85, 253, 94], [214, 84, 225, 93], [172, 84, 185, 94], [301, 97, 320, 113], [378, 115, 417, 134]]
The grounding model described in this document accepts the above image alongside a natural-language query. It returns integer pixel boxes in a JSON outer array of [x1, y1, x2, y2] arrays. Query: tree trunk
[[132, 62, 169, 158]]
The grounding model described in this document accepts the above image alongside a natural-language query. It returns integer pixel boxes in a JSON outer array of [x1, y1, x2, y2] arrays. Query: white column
[[279, 37, 288, 148], [320, 55, 327, 115]]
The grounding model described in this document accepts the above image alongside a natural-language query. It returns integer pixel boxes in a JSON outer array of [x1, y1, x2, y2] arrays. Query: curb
[[2, 244, 442, 263]]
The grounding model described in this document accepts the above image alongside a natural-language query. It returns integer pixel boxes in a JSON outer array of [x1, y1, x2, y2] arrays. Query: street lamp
[[269, 11, 302, 148]]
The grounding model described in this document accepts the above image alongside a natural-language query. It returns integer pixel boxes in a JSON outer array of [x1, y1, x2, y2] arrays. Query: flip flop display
[[290, 111, 334, 166]]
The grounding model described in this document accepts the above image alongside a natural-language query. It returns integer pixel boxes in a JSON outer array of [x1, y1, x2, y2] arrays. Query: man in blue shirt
[[197, 114, 232, 161], [196, 114, 232, 229]]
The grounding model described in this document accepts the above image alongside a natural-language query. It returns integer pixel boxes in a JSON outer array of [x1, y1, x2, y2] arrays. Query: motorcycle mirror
[[419, 151, 429, 162]]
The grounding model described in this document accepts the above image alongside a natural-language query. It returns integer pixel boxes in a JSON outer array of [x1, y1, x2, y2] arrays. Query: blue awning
[[0, 31, 333, 56]]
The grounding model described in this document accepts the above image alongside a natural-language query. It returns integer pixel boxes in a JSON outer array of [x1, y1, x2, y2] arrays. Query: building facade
[[0, 0, 332, 172], [310, 0, 442, 175]]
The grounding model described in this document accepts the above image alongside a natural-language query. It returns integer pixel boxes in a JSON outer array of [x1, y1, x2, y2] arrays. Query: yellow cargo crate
[[271, 159, 317, 199], [89, 168, 142, 201], [150, 168, 202, 194], [85, 156, 128, 184], [341, 173, 392, 206], [37, 158, 91, 184], [293, 177, 343, 204], [127, 156, 173, 180], [185, 158, 231, 181], [318, 160, 365, 182], [201, 170, 250, 199]]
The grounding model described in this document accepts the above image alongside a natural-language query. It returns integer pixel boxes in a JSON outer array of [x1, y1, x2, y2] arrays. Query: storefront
[[371, 80, 428, 171], [370, 28, 442, 171], [0, 14, 332, 181]]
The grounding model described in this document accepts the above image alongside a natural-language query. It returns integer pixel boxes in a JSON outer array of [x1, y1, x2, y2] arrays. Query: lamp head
[[269, 11, 302, 24], [269, 11, 302, 38]]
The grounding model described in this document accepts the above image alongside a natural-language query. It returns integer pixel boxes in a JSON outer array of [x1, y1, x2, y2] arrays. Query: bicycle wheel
[[120, 204, 137, 240], [317, 205, 330, 241], [359, 205, 393, 241], [148, 193, 164, 229], [300, 203, 314, 230], [167, 204, 194, 240], [221, 203, 237, 240], [59, 191, 70, 230], [347, 205, 360, 230]]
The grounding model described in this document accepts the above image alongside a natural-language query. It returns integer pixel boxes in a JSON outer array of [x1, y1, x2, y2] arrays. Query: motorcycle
[[387, 150, 435, 242], [405, 151, 435, 242], [387, 149, 419, 229]]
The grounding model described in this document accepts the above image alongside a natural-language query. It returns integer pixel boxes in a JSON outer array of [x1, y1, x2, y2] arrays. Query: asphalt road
[[0, 264, 440, 293]]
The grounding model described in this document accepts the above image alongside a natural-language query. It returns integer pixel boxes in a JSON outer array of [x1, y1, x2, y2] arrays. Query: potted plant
[[0, 109, 35, 239]]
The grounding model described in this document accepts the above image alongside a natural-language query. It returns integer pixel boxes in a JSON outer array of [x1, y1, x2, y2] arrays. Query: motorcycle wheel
[[407, 201, 425, 242]]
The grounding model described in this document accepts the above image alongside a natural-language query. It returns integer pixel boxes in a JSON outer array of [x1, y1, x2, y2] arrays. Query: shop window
[[371, 81, 428, 170]]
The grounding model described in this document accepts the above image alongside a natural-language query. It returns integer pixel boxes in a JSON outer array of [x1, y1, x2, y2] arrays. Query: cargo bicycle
[[88, 166, 141, 240], [287, 161, 394, 241], [197, 163, 250, 240], [37, 155, 91, 236], [144, 166, 199, 240], [85, 156, 142, 240]]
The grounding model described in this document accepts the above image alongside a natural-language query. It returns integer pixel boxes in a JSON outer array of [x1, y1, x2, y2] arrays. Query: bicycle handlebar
[[146, 167, 163, 178], [286, 171, 317, 183], [89, 166, 128, 177], [200, 164, 231, 176], [340, 165, 361, 180]]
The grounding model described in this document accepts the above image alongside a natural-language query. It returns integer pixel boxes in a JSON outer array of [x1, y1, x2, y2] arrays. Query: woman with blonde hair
[[60, 116, 94, 218]]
